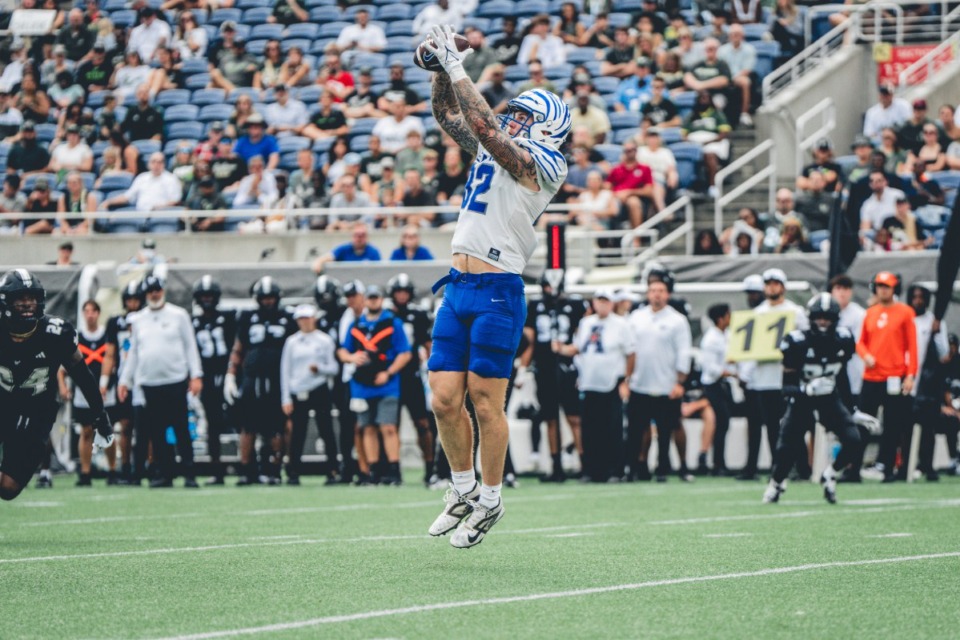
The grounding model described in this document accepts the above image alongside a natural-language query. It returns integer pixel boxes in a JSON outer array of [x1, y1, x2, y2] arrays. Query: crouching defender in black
[[763, 294, 863, 505], [0, 269, 113, 500]]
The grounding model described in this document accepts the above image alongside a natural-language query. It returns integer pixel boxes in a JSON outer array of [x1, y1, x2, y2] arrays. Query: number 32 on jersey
[[462, 163, 494, 214], [726, 310, 794, 362]]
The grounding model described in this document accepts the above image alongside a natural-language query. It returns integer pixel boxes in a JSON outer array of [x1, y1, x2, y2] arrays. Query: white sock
[[824, 465, 837, 480], [479, 483, 502, 509], [39, 470, 51, 480], [451, 470, 476, 496]]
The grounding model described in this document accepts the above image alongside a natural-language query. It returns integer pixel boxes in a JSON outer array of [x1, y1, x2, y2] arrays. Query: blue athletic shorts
[[428, 268, 526, 379]]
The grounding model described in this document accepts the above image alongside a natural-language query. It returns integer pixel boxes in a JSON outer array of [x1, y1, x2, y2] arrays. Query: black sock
[[551, 452, 562, 473], [424, 460, 434, 479]]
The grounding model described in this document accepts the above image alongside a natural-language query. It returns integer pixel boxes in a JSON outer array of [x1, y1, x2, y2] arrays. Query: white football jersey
[[450, 138, 568, 274]]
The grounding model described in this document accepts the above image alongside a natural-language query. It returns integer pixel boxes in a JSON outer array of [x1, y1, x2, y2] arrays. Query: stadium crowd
[[46, 264, 960, 490]]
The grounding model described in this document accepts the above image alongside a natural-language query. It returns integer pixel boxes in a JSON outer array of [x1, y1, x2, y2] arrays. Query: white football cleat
[[762, 479, 786, 503], [428, 482, 480, 537], [450, 499, 505, 549], [820, 468, 837, 504]]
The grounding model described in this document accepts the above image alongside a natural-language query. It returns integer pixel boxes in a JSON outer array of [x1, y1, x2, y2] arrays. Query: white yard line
[[649, 499, 960, 526], [869, 533, 914, 538], [154, 551, 960, 640], [704, 533, 753, 538]]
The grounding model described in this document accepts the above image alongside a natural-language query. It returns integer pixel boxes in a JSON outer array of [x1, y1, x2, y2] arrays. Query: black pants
[[915, 399, 947, 474], [142, 380, 193, 481], [332, 376, 357, 475], [201, 374, 228, 475], [626, 393, 682, 477], [287, 384, 335, 478], [771, 394, 862, 484], [743, 389, 784, 475], [582, 387, 623, 481], [703, 382, 730, 471], [859, 380, 913, 472]]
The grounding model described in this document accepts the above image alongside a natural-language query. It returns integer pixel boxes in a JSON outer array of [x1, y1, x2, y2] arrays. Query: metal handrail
[[713, 139, 776, 236], [763, 15, 853, 102], [619, 195, 694, 263], [794, 97, 836, 173], [804, 2, 906, 46], [897, 30, 960, 89], [945, 2, 960, 39], [629, 220, 694, 266]]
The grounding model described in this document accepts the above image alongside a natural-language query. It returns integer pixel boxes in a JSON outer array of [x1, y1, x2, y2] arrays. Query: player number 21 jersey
[[451, 138, 568, 274]]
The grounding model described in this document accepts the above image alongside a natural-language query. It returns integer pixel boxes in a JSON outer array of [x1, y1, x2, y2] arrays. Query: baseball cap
[[221, 20, 237, 32], [593, 287, 616, 300], [199, 176, 215, 188], [851, 134, 872, 149], [66, 124, 80, 134], [20, 120, 35, 132], [742, 274, 764, 292], [365, 285, 383, 298], [815, 137, 832, 151], [389, 60, 404, 68], [274, 83, 288, 92], [293, 303, 317, 319], [343, 280, 365, 297], [141, 274, 164, 292], [896, 194, 910, 204], [34, 177, 50, 191], [53, 44, 67, 55], [245, 113, 265, 125], [635, 56, 652, 68], [344, 152, 362, 166], [912, 98, 927, 110], [380, 156, 395, 168], [878, 82, 894, 94], [142, 238, 157, 249], [359, 66, 373, 76], [762, 268, 788, 284]]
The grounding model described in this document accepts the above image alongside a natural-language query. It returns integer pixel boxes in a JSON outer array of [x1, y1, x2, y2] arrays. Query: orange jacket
[[856, 302, 918, 382]]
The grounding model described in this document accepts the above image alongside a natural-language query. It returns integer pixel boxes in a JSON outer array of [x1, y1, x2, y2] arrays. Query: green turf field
[[3, 476, 960, 639]]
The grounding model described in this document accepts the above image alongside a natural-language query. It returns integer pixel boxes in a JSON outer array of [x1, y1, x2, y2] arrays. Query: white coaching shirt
[[699, 324, 729, 386], [574, 313, 635, 392], [838, 300, 866, 395], [738, 298, 809, 391], [627, 304, 692, 396], [120, 303, 203, 388]]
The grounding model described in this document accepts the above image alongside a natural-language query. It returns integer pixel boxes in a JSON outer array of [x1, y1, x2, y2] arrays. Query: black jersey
[[75, 326, 109, 408], [392, 304, 432, 371], [0, 315, 78, 410], [781, 328, 856, 391], [237, 308, 295, 379], [105, 312, 137, 377], [526, 296, 587, 368], [192, 311, 237, 380], [317, 306, 343, 346]]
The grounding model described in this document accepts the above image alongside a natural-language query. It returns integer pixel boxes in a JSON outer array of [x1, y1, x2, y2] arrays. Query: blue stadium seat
[[609, 112, 641, 130], [594, 144, 622, 164], [76, 172, 96, 191], [110, 9, 136, 27], [378, 4, 411, 21], [297, 85, 323, 104], [285, 23, 320, 39], [478, 0, 514, 17], [97, 173, 135, 192], [834, 154, 859, 176], [319, 21, 352, 37], [188, 88, 225, 107], [350, 52, 387, 70], [251, 23, 284, 40], [608, 12, 632, 27], [185, 73, 211, 90], [504, 64, 528, 82], [672, 90, 697, 117], [229, 87, 260, 103], [658, 127, 682, 145], [132, 140, 162, 156], [670, 141, 704, 189], [198, 103, 234, 122], [279, 152, 300, 171], [544, 63, 573, 81], [405, 67, 431, 83], [281, 38, 312, 53], [743, 23, 768, 41], [35, 124, 57, 143], [241, 7, 272, 24], [614, 128, 639, 144], [566, 48, 598, 65], [22, 173, 56, 194], [209, 8, 242, 26], [350, 118, 379, 137], [180, 58, 210, 76], [238, 0, 271, 7], [309, 6, 343, 22], [385, 20, 414, 36], [384, 36, 413, 53], [164, 139, 198, 156], [104, 0, 126, 10], [244, 40, 266, 56], [155, 89, 191, 107], [313, 137, 336, 153], [593, 76, 619, 94], [612, 0, 642, 10], [584, 60, 602, 76], [307, 0, 337, 6], [753, 41, 781, 79], [350, 135, 371, 152], [87, 90, 109, 108], [164, 104, 200, 123], [279, 136, 311, 153], [145, 215, 183, 234], [514, 0, 547, 17], [345, 4, 376, 17]]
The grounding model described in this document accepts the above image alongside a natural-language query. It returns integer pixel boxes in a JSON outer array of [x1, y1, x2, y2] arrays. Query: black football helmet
[[251, 276, 282, 310], [121, 280, 144, 305], [807, 292, 840, 334], [644, 263, 675, 293], [539, 268, 565, 300], [314, 275, 342, 310], [140, 274, 164, 294], [388, 273, 415, 298], [193, 275, 222, 312], [0, 269, 45, 334]]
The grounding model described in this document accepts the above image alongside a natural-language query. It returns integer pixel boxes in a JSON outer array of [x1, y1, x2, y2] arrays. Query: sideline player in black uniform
[[521, 269, 585, 482], [763, 294, 864, 505], [314, 275, 354, 483], [58, 299, 118, 486], [388, 273, 436, 485], [224, 277, 295, 485], [100, 280, 143, 483], [191, 276, 237, 485], [0, 270, 113, 500]]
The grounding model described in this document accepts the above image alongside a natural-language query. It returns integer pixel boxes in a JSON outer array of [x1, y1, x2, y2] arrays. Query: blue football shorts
[[428, 268, 526, 379]]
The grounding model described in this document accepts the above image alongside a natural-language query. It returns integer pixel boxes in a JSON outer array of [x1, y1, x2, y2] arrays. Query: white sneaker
[[527, 450, 540, 472], [707, 186, 718, 199], [762, 479, 786, 503], [739, 112, 753, 127], [450, 499, 505, 549], [428, 482, 480, 536], [820, 468, 837, 504], [861, 467, 885, 481]]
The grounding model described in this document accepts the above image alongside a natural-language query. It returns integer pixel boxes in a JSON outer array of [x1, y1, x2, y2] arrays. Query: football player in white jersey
[[422, 24, 570, 548]]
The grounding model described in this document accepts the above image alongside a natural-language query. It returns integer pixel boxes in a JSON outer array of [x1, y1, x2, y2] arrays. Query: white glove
[[223, 373, 238, 406], [853, 409, 882, 435], [422, 24, 473, 82], [93, 431, 114, 451], [803, 377, 835, 397]]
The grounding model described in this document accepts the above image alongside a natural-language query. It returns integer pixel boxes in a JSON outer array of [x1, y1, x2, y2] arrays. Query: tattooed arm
[[431, 72, 478, 157], [448, 75, 540, 191]]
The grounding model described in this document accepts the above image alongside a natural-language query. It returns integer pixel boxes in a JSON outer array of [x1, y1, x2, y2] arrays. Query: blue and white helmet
[[498, 89, 572, 149]]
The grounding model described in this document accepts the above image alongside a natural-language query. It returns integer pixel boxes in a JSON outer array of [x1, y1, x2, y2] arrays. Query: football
[[413, 33, 471, 72]]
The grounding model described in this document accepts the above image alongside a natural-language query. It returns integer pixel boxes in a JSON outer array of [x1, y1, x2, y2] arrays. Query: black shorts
[[109, 396, 134, 423], [536, 366, 581, 421], [240, 377, 285, 436], [71, 406, 104, 427], [1, 407, 56, 488], [399, 371, 429, 423]]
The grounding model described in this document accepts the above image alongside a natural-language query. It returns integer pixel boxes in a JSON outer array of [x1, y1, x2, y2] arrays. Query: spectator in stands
[[860, 170, 905, 233], [209, 37, 258, 92], [254, 40, 285, 91], [518, 14, 567, 68], [0, 175, 26, 227], [105, 130, 139, 175], [270, 0, 308, 26], [904, 159, 944, 210], [313, 221, 380, 272], [23, 177, 57, 235], [897, 99, 938, 154], [670, 28, 703, 72], [389, 224, 435, 261], [730, 0, 764, 24], [570, 125, 611, 172], [461, 28, 497, 83], [564, 66, 605, 110], [173, 12, 207, 60], [325, 176, 374, 231], [195, 121, 226, 163], [278, 46, 312, 88], [413, 0, 468, 39], [636, 129, 678, 206], [683, 38, 730, 100], [50, 125, 94, 174], [939, 104, 960, 142], [146, 47, 184, 97], [398, 168, 436, 226], [796, 137, 842, 192], [7, 121, 51, 176], [0, 91, 24, 141], [773, 215, 813, 253], [288, 150, 326, 217], [185, 177, 227, 232], [554, 2, 586, 45], [720, 207, 763, 254], [794, 171, 836, 233], [56, 171, 95, 235], [602, 28, 638, 79], [845, 135, 875, 185], [207, 22, 240, 68], [877, 127, 907, 174], [479, 64, 514, 115], [75, 44, 113, 93], [570, 88, 611, 144], [373, 97, 425, 155], [101, 151, 182, 211], [769, 0, 803, 60], [946, 138, 960, 170], [359, 134, 391, 181], [232, 154, 278, 209], [435, 148, 466, 208], [366, 157, 401, 208], [336, 8, 386, 61], [264, 84, 308, 138], [682, 90, 731, 193], [613, 57, 653, 113], [718, 24, 756, 127], [560, 145, 600, 202], [863, 83, 912, 144], [640, 77, 681, 132], [43, 48, 76, 96], [582, 12, 614, 49], [694, 229, 723, 255], [377, 63, 426, 113], [234, 114, 280, 171], [128, 8, 171, 63], [227, 95, 258, 140], [491, 16, 522, 66], [56, 102, 95, 146], [121, 85, 164, 142], [111, 51, 151, 101], [879, 196, 931, 251], [571, 170, 618, 230], [903, 124, 947, 173], [344, 68, 385, 119], [15, 73, 51, 125], [56, 8, 95, 62], [395, 130, 429, 177], [516, 59, 557, 95], [322, 136, 350, 185], [607, 140, 655, 227], [316, 46, 354, 102], [48, 74, 84, 119]]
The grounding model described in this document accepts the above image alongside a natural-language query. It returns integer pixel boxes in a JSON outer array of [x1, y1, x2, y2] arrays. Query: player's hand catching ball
[[419, 25, 473, 82]]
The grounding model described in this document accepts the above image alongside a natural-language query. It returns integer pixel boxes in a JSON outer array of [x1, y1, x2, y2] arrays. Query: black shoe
[[504, 473, 518, 489], [236, 476, 256, 486], [540, 470, 566, 483], [696, 453, 709, 475], [382, 475, 402, 486], [287, 476, 301, 486], [324, 474, 339, 486], [881, 473, 897, 483], [36, 475, 53, 489], [655, 475, 667, 483], [149, 478, 173, 488], [636, 466, 652, 481], [184, 478, 199, 488], [76, 474, 92, 487], [205, 476, 224, 486], [926, 471, 940, 482], [837, 469, 862, 483], [106, 472, 118, 486], [735, 472, 758, 481], [355, 472, 375, 486], [606, 476, 621, 484]]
